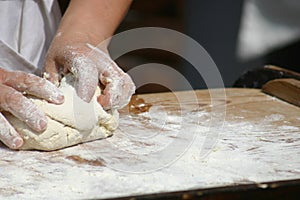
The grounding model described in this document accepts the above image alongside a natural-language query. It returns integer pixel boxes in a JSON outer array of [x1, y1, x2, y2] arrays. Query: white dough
[[5, 75, 118, 151]]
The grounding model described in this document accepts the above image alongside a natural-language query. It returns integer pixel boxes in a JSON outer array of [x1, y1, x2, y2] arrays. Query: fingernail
[[12, 137, 24, 149], [81, 96, 91, 103], [50, 92, 65, 104], [38, 118, 48, 132], [56, 94, 65, 103], [78, 92, 92, 103]]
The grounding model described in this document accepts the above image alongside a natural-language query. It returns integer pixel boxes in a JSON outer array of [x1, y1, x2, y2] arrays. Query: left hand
[[0, 68, 64, 149], [44, 32, 135, 110]]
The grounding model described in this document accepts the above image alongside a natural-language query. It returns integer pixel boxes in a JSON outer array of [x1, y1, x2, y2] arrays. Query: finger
[[2, 70, 64, 104], [88, 46, 116, 73], [118, 74, 136, 108], [98, 79, 125, 110], [43, 56, 60, 86], [71, 56, 98, 103], [98, 85, 129, 110], [98, 74, 135, 110], [98, 71, 118, 110], [0, 113, 23, 149], [97, 87, 113, 110], [0, 84, 48, 132], [96, 53, 135, 109]]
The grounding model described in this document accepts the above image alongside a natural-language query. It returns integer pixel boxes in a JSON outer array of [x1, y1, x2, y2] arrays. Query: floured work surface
[[0, 89, 300, 199]]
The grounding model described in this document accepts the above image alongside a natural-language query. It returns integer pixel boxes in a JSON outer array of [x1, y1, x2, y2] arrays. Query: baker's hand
[[0, 68, 64, 149], [44, 33, 135, 110]]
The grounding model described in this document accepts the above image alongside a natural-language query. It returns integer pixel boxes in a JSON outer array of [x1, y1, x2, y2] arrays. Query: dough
[[5, 75, 118, 151]]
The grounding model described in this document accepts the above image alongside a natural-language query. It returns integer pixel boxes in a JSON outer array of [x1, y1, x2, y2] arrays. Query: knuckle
[[23, 73, 36, 84], [0, 90, 22, 110], [24, 73, 45, 89], [72, 56, 96, 75]]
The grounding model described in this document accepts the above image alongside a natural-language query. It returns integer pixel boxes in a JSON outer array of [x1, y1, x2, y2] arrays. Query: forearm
[[57, 0, 132, 46]]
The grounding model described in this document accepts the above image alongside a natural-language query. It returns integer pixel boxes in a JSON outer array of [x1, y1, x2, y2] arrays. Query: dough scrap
[[5, 75, 118, 151]]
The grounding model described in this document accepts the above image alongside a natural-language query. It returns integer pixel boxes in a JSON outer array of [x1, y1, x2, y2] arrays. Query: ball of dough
[[4, 75, 118, 151]]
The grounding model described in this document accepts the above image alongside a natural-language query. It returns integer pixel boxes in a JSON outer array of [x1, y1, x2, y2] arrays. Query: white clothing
[[238, 0, 300, 60], [0, 0, 61, 75]]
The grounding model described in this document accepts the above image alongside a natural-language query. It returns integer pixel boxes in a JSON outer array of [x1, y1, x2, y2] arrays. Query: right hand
[[0, 68, 64, 149], [44, 36, 135, 110]]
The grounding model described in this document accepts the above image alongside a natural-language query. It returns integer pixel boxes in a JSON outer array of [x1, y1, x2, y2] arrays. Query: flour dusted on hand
[[5, 74, 118, 151]]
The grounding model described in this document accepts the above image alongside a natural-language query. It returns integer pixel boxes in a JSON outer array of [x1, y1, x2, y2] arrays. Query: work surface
[[1, 88, 300, 199]]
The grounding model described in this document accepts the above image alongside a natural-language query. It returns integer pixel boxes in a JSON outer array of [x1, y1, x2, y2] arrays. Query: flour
[[4, 74, 118, 151]]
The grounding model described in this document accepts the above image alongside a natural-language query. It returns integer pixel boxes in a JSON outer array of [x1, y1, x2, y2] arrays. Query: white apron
[[0, 0, 61, 75]]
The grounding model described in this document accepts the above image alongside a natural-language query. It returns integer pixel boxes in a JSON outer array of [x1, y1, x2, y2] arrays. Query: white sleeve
[[0, 0, 61, 75], [0, 40, 37, 73]]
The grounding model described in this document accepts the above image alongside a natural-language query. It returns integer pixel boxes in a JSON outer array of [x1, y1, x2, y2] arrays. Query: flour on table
[[4, 74, 118, 151]]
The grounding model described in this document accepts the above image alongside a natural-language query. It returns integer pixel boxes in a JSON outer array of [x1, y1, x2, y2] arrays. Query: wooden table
[[0, 88, 299, 199]]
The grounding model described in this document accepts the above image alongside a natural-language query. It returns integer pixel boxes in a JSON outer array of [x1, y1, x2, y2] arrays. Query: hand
[[0, 68, 64, 149], [44, 33, 135, 110]]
